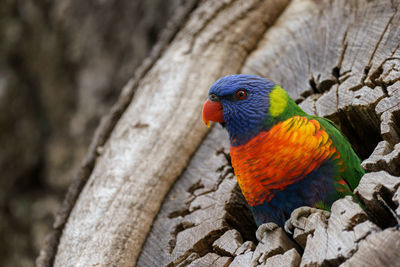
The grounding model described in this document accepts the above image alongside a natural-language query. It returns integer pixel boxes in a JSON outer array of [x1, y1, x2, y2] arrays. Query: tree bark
[[39, 0, 400, 266]]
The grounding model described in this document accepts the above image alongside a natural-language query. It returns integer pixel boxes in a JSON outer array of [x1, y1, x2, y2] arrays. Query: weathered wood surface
[[42, 1, 289, 266], [40, 0, 400, 266], [137, 125, 256, 266], [139, 0, 400, 266], [1, 0, 181, 265]]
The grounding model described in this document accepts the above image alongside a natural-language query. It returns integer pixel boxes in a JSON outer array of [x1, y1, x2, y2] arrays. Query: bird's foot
[[255, 222, 279, 242], [284, 206, 330, 234]]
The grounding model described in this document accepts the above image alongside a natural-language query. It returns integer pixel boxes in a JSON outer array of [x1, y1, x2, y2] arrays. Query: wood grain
[[142, 0, 400, 266], [52, 1, 289, 266], [45, 0, 400, 266]]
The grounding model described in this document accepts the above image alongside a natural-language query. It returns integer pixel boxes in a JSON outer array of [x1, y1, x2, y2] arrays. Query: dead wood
[[36, 0, 200, 266], [40, 0, 400, 266], [140, 0, 400, 266], [41, 1, 289, 267]]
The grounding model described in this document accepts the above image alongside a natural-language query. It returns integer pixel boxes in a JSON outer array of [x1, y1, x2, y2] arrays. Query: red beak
[[202, 99, 224, 127]]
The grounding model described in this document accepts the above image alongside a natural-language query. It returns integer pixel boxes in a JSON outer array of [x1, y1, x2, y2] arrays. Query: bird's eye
[[235, 90, 247, 100], [209, 93, 219, 102]]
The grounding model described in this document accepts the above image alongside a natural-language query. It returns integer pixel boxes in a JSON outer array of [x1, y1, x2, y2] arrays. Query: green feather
[[316, 117, 364, 190], [268, 87, 364, 191]]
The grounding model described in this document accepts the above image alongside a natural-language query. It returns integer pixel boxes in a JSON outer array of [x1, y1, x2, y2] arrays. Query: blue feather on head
[[208, 74, 275, 146]]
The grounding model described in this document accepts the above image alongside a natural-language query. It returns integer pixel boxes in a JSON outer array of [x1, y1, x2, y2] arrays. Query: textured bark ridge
[[41, 0, 400, 266], [41, 1, 289, 266], [139, 0, 400, 266], [1, 0, 180, 265]]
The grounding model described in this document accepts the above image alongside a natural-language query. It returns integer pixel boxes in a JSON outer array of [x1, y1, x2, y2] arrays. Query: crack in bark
[[165, 148, 233, 260], [52, 0, 400, 265], [162, 137, 257, 266], [337, 27, 349, 72], [366, 57, 400, 94], [376, 193, 400, 225], [36, 1, 201, 266], [366, 11, 396, 68]]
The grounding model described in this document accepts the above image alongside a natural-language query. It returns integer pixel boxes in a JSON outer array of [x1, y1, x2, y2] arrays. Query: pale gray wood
[[300, 197, 381, 267], [264, 249, 301, 267], [235, 241, 256, 256], [187, 253, 232, 267], [53, 1, 290, 266], [37, 1, 201, 265], [213, 230, 244, 257], [340, 228, 400, 267], [143, 0, 400, 266], [293, 212, 328, 249], [241, 0, 400, 266], [229, 252, 254, 267], [355, 171, 400, 227], [251, 228, 299, 266], [375, 83, 400, 144], [137, 125, 256, 266], [362, 141, 400, 175], [48, 0, 400, 266]]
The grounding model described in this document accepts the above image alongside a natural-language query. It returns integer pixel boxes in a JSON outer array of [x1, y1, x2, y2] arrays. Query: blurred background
[[0, 0, 183, 266]]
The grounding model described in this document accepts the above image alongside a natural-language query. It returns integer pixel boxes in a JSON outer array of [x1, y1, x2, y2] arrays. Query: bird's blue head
[[202, 74, 280, 146]]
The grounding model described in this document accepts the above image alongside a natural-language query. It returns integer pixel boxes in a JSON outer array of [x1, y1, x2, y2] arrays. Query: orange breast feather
[[230, 116, 339, 206]]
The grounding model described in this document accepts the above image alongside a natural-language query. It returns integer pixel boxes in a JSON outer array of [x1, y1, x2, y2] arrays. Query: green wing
[[316, 117, 364, 190], [276, 92, 364, 190]]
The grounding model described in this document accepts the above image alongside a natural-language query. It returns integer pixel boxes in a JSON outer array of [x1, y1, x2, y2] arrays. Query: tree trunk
[[38, 0, 400, 266], [0, 0, 181, 265]]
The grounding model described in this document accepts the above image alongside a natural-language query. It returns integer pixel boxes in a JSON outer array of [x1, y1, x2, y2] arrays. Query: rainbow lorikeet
[[202, 74, 364, 231]]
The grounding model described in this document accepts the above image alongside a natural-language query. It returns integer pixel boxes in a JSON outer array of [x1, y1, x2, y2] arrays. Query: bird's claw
[[284, 206, 330, 234], [256, 222, 279, 242]]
